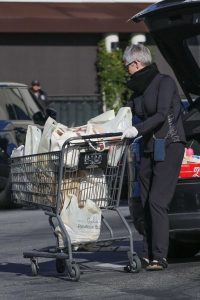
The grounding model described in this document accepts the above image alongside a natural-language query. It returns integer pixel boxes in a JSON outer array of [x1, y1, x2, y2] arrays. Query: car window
[[0, 89, 14, 119], [186, 35, 200, 68], [19, 88, 40, 116], [0, 88, 31, 120], [186, 110, 200, 121], [12, 88, 32, 120]]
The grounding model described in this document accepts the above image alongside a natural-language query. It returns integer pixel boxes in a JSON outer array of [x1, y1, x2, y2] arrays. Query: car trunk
[[130, 0, 200, 214], [169, 111, 200, 213]]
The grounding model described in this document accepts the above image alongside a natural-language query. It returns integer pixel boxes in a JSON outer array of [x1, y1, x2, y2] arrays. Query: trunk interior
[[170, 105, 200, 213]]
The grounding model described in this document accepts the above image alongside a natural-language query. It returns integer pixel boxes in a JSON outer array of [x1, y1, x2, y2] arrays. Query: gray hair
[[123, 44, 152, 66]]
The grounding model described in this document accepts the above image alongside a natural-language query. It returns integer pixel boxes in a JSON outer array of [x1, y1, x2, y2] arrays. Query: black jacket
[[29, 88, 48, 112], [131, 73, 186, 152]]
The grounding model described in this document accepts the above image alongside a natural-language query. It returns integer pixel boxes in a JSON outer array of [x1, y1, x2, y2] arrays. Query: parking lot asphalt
[[0, 207, 200, 300]]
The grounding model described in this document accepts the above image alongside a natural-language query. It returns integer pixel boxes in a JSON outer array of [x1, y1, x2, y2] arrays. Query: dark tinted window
[[19, 88, 40, 116], [186, 35, 200, 68], [186, 110, 200, 121], [0, 88, 31, 120]]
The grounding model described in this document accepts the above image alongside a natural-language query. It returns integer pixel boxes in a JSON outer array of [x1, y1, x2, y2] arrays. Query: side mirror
[[32, 111, 46, 126], [46, 107, 57, 120]]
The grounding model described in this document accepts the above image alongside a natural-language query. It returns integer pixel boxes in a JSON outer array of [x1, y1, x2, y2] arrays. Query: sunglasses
[[125, 61, 136, 69]]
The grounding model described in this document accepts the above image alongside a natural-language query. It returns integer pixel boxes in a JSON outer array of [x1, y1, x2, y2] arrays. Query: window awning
[[0, 2, 148, 32]]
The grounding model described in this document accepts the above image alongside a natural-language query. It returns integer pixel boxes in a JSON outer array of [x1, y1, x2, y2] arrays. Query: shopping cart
[[11, 132, 141, 281]]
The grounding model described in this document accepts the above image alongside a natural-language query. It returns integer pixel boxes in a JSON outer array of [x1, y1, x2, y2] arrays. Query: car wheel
[[168, 238, 200, 258], [0, 175, 13, 208], [0, 174, 21, 209]]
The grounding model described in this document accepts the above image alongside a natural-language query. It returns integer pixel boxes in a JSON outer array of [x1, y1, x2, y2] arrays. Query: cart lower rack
[[11, 133, 141, 280]]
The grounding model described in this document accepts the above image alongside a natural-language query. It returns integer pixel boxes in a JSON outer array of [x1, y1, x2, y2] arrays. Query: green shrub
[[96, 39, 130, 111]]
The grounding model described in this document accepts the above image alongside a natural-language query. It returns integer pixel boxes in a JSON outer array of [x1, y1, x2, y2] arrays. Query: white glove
[[122, 126, 138, 139]]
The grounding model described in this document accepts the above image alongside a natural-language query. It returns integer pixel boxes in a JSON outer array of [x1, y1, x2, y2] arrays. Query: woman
[[122, 44, 186, 270]]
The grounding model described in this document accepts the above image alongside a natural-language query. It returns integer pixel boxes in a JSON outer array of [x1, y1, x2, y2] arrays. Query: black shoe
[[146, 258, 168, 271], [141, 257, 150, 268]]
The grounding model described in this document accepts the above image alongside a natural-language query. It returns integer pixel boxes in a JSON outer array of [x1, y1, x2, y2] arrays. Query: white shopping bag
[[11, 145, 25, 157], [56, 194, 101, 245], [51, 126, 82, 167], [51, 127, 79, 152], [24, 125, 42, 155], [86, 107, 132, 134], [87, 110, 115, 125], [103, 107, 131, 166], [38, 117, 57, 153], [79, 170, 109, 208], [100, 107, 132, 133], [84, 107, 131, 166], [107, 142, 126, 167]]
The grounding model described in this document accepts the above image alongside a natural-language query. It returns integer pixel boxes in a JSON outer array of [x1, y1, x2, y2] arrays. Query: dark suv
[[0, 82, 49, 208], [129, 0, 200, 258]]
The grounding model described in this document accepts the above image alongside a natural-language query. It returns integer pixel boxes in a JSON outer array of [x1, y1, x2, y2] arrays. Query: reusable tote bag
[[57, 194, 101, 245]]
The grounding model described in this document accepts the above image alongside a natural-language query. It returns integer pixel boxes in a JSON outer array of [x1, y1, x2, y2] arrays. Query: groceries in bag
[[11, 111, 128, 210], [12, 108, 132, 159]]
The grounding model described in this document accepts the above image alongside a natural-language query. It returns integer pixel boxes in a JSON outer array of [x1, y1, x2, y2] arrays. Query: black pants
[[139, 142, 185, 260]]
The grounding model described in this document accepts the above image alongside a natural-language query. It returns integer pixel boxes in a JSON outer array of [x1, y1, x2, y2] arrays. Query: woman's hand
[[122, 126, 138, 139]]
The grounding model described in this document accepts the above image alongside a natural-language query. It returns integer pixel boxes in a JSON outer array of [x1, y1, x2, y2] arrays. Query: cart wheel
[[68, 263, 80, 282], [124, 255, 141, 273], [30, 258, 39, 276], [56, 258, 66, 274]]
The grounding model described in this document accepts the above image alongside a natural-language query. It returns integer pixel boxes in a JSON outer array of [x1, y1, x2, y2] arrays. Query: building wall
[[0, 2, 152, 96], [0, 32, 179, 96], [0, 33, 101, 95]]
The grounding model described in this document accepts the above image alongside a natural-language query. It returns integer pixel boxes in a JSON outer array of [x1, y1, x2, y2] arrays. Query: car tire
[[0, 175, 18, 209], [168, 238, 200, 258], [0, 175, 12, 208]]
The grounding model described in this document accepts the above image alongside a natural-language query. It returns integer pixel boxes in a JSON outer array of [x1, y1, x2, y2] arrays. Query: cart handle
[[78, 132, 123, 140], [61, 132, 123, 148]]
